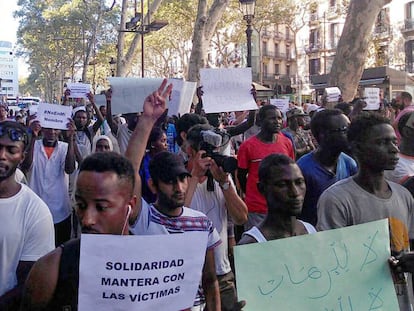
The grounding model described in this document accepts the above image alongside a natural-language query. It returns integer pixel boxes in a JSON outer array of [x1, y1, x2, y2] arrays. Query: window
[[329, 23, 338, 48], [407, 1, 414, 19], [262, 41, 268, 55], [309, 58, 320, 75], [406, 40, 414, 73], [286, 26, 290, 40], [309, 29, 319, 49], [263, 64, 268, 76], [274, 63, 280, 74], [286, 45, 291, 59], [286, 65, 291, 76]]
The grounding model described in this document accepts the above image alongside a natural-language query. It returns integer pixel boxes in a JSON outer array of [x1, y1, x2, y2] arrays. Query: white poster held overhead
[[78, 232, 208, 311], [363, 88, 380, 110], [200, 68, 258, 113], [270, 98, 290, 113], [108, 77, 165, 115], [37, 103, 73, 130], [95, 94, 107, 108], [167, 79, 197, 117], [325, 87, 341, 103], [67, 83, 91, 99]]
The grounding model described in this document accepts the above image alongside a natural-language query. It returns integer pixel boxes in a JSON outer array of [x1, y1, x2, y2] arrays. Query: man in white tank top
[[239, 153, 316, 245]]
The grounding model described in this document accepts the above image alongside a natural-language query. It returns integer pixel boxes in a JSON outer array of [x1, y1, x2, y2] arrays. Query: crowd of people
[[2, 80, 414, 310]]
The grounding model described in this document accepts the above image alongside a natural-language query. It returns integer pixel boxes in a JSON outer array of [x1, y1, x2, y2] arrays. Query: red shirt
[[237, 134, 295, 214]]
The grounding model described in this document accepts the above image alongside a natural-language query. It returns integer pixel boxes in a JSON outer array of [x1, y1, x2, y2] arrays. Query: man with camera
[[184, 124, 248, 311]]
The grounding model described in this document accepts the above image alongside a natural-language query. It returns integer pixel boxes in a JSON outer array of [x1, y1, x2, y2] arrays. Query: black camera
[[198, 129, 238, 191], [200, 141, 238, 173]]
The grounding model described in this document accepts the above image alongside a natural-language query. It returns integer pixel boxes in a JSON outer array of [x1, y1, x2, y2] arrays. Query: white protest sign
[[67, 83, 91, 99], [167, 79, 197, 117], [325, 87, 341, 103], [95, 94, 107, 108], [270, 98, 289, 113], [78, 232, 208, 311], [363, 88, 380, 110], [37, 103, 73, 130], [109, 77, 165, 115], [29, 105, 38, 116], [200, 68, 257, 113]]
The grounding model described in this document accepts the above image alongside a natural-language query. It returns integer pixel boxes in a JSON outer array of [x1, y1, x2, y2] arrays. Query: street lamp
[[109, 57, 116, 77], [239, 0, 256, 68], [120, 1, 168, 77]]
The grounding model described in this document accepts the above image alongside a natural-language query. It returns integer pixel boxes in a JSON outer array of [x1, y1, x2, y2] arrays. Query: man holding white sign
[[21, 117, 76, 247]]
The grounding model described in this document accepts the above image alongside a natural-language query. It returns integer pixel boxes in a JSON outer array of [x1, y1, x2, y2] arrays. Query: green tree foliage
[[15, 0, 118, 102]]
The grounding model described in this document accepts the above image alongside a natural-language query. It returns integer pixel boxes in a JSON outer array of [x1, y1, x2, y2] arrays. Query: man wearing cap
[[0, 121, 54, 309], [282, 107, 315, 159], [21, 118, 76, 246], [126, 80, 222, 310]]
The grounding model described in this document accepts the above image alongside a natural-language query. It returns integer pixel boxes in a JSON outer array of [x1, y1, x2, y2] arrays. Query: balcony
[[402, 19, 414, 37], [274, 32, 284, 40], [309, 12, 320, 25], [262, 50, 287, 59], [305, 43, 322, 54], [326, 5, 340, 19], [373, 25, 391, 40], [262, 30, 272, 39]]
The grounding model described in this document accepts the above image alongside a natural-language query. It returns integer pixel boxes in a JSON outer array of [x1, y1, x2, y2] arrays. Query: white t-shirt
[[28, 140, 72, 223], [385, 153, 414, 184], [0, 184, 55, 296], [116, 123, 132, 155], [130, 200, 221, 307], [189, 178, 233, 275]]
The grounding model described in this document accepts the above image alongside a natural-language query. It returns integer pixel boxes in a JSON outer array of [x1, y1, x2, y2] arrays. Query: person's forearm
[[106, 98, 118, 135], [222, 186, 248, 225], [184, 176, 199, 207], [204, 279, 220, 311], [237, 170, 247, 194], [64, 139, 76, 174], [20, 137, 36, 174]]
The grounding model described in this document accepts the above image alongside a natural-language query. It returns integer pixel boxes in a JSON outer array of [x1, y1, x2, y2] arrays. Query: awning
[[252, 82, 273, 91]]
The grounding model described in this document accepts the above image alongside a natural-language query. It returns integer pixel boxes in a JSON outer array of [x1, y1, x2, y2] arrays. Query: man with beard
[[297, 109, 357, 226], [22, 119, 76, 246], [317, 112, 414, 310], [0, 121, 54, 309], [126, 81, 222, 310], [237, 105, 295, 230]]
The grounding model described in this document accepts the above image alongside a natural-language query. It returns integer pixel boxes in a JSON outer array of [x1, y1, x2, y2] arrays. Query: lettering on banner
[[255, 230, 387, 310], [99, 258, 185, 303]]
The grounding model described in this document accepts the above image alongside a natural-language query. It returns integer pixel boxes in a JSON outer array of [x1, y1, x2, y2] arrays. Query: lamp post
[[120, 1, 168, 77], [239, 0, 256, 68], [109, 57, 116, 77]]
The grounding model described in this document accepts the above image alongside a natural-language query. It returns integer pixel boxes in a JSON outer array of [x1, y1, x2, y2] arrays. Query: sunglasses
[[0, 125, 28, 145]]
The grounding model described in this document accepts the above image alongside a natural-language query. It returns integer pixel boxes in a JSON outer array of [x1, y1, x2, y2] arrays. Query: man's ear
[[180, 131, 187, 143], [257, 182, 265, 195], [148, 178, 157, 194]]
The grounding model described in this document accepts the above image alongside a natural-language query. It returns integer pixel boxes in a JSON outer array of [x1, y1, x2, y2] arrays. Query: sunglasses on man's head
[[0, 125, 28, 145]]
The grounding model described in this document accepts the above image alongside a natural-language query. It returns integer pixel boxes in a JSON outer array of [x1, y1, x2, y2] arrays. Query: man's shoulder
[[297, 152, 315, 166], [321, 177, 355, 196]]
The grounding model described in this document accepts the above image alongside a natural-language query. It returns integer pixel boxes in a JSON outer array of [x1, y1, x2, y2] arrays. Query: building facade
[[0, 41, 18, 98], [295, 0, 414, 101]]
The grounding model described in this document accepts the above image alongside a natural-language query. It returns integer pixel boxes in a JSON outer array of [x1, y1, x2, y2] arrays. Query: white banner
[[108, 77, 165, 115], [325, 87, 341, 103], [200, 68, 257, 113], [95, 94, 107, 108], [167, 79, 197, 117], [67, 83, 91, 99], [78, 232, 208, 311], [270, 98, 289, 113], [363, 88, 380, 110], [37, 103, 73, 130]]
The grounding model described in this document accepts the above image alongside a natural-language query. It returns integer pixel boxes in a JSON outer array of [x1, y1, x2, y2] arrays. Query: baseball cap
[[286, 107, 307, 119], [149, 152, 191, 183]]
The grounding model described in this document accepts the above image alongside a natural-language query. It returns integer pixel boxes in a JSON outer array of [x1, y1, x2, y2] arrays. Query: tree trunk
[[328, 0, 391, 101], [187, 0, 229, 82]]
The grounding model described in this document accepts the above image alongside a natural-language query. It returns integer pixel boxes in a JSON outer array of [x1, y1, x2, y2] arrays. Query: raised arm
[[64, 119, 76, 174], [125, 79, 172, 219], [104, 89, 119, 135], [87, 93, 105, 134], [20, 120, 41, 175]]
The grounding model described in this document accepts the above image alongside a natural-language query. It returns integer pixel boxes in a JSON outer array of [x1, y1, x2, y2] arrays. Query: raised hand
[[142, 78, 173, 121]]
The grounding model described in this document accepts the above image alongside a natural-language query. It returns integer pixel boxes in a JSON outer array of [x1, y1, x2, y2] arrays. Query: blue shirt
[[297, 151, 357, 225]]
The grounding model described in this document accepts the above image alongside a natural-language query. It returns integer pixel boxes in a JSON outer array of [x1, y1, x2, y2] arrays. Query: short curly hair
[[347, 112, 390, 143]]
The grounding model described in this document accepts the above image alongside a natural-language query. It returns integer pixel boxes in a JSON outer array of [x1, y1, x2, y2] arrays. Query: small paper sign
[[363, 88, 380, 110], [37, 103, 73, 130]]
